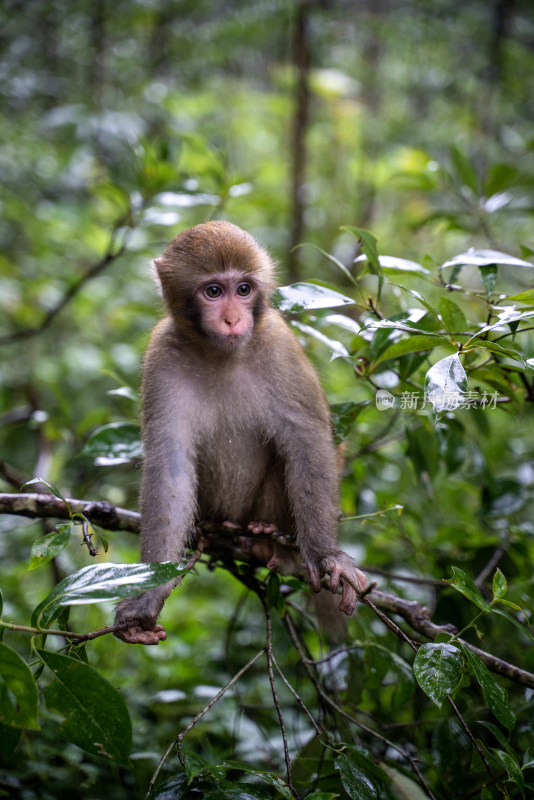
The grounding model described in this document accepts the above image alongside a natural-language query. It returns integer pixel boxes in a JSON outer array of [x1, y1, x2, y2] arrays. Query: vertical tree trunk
[[89, 0, 106, 107], [287, 0, 312, 282]]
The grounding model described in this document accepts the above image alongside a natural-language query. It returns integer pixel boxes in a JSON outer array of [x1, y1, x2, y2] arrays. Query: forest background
[[1, 1, 534, 799]]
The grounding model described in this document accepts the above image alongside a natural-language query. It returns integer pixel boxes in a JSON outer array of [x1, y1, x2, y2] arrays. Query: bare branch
[[0, 491, 140, 531]]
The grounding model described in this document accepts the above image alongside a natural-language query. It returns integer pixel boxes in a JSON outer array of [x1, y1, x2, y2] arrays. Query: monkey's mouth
[[213, 332, 249, 349]]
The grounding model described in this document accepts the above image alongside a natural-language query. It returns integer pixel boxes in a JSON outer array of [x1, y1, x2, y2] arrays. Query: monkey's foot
[[247, 521, 279, 534], [114, 623, 167, 645], [320, 554, 369, 617]]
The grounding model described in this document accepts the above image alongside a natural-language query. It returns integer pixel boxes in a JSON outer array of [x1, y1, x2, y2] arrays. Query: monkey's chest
[[195, 428, 277, 523]]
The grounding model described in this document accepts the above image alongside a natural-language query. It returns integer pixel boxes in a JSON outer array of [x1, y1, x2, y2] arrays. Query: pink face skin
[[196, 271, 258, 347]]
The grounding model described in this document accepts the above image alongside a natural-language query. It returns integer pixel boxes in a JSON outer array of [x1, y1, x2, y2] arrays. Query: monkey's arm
[[115, 333, 198, 644], [269, 335, 367, 614]]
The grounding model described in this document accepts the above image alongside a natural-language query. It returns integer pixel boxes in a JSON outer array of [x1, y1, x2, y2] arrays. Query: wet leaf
[[271, 282, 354, 312], [81, 422, 142, 466], [29, 524, 72, 571], [334, 752, 377, 800], [31, 562, 187, 629], [424, 353, 467, 412], [413, 643, 464, 706], [460, 645, 516, 732], [448, 566, 490, 611], [291, 320, 349, 359], [354, 254, 430, 275], [39, 649, 132, 765], [441, 248, 534, 270], [0, 642, 39, 730]]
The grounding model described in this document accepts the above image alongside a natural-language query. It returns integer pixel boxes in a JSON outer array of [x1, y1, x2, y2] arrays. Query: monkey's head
[[154, 221, 276, 351]]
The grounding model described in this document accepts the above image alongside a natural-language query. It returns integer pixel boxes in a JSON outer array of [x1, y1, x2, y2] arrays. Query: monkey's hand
[[114, 590, 168, 645], [316, 552, 368, 617]]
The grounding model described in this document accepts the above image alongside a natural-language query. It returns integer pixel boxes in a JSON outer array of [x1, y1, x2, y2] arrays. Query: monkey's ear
[[150, 259, 164, 296]]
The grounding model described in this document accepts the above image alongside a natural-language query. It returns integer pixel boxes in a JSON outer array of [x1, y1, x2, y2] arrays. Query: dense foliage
[[1, 2, 534, 799]]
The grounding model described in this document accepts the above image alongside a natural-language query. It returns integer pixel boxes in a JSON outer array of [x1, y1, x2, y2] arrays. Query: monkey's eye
[[205, 285, 223, 299], [236, 283, 252, 297]]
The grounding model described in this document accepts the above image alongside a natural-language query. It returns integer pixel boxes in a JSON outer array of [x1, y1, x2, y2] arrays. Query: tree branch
[[0, 228, 129, 346], [2, 490, 533, 689]]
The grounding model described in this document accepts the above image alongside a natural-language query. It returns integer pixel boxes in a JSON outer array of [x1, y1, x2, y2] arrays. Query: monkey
[[114, 220, 368, 644]]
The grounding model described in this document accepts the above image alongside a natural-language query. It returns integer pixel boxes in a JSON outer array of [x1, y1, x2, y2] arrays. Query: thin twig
[[81, 519, 98, 557], [284, 613, 439, 800], [272, 654, 322, 737], [260, 596, 301, 799], [146, 648, 266, 798], [447, 696, 497, 786]]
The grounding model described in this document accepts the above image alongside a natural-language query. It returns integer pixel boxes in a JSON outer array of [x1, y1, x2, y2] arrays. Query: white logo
[[375, 390, 395, 411]]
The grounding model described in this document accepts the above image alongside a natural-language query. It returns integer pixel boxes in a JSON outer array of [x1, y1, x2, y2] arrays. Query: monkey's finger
[[308, 563, 322, 593], [247, 521, 278, 534], [338, 583, 357, 616], [115, 624, 167, 645], [266, 554, 282, 571], [328, 564, 343, 594]]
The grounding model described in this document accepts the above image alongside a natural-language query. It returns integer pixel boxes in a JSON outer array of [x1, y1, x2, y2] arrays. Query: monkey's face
[[193, 270, 259, 349]]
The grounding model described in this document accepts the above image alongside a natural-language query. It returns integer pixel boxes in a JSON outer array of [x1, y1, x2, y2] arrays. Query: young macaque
[[114, 221, 367, 644]]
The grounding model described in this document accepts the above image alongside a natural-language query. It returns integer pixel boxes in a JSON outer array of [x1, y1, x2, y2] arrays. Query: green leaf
[[29, 524, 72, 571], [413, 643, 464, 707], [504, 289, 534, 303], [219, 761, 293, 798], [450, 145, 479, 194], [0, 642, 39, 730], [354, 254, 430, 275], [479, 264, 498, 295], [441, 248, 534, 270], [184, 753, 227, 782], [448, 566, 490, 611], [147, 774, 188, 799], [0, 721, 21, 755], [477, 720, 508, 747], [31, 562, 187, 629], [330, 401, 367, 441], [489, 748, 524, 793], [438, 297, 468, 333], [424, 353, 467, 412], [406, 423, 439, 480], [469, 307, 534, 340], [375, 334, 442, 365], [460, 645, 516, 732], [469, 338, 526, 366], [492, 608, 534, 640], [431, 720, 472, 792], [265, 572, 285, 614], [343, 226, 381, 274], [38, 649, 132, 765], [81, 422, 142, 466], [271, 282, 354, 312], [22, 477, 68, 503], [107, 386, 138, 402], [291, 320, 349, 359], [299, 242, 358, 286], [492, 568, 507, 600], [334, 752, 377, 800]]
